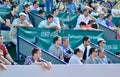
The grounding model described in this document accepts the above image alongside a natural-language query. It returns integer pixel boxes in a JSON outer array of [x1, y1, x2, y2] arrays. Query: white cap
[[19, 12, 27, 17], [97, 38, 106, 43]]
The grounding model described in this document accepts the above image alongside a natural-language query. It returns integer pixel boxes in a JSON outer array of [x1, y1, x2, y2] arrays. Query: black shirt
[[5, 12, 19, 24]]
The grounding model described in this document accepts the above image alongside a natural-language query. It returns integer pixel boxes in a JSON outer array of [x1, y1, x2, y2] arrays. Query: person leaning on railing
[[25, 48, 52, 70]]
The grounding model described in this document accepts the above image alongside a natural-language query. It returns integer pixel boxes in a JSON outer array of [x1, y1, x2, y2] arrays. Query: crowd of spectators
[[0, 0, 120, 70]]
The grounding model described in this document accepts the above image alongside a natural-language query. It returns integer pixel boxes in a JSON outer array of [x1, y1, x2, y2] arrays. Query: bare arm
[[0, 55, 11, 65]]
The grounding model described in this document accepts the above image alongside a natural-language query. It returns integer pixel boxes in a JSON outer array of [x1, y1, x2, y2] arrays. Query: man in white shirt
[[69, 48, 83, 64], [111, 3, 120, 17], [52, 8, 61, 29], [38, 14, 60, 32], [77, 36, 91, 61], [74, 9, 96, 29]]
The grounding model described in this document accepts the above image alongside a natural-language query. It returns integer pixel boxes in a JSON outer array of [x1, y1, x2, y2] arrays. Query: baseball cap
[[19, 12, 27, 17], [97, 38, 106, 43]]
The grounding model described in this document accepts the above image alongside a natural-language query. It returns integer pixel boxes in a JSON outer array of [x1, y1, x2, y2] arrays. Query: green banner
[[104, 40, 120, 54], [18, 27, 104, 51]]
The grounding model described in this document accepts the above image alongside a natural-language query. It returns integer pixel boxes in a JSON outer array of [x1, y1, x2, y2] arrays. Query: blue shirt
[[67, 3, 76, 13], [24, 56, 47, 65]]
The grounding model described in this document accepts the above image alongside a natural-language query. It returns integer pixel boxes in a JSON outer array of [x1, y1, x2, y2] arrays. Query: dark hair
[[32, 48, 40, 56], [39, 10, 45, 14], [74, 48, 82, 54], [89, 47, 97, 56], [115, 51, 120, 55], [52, 8, 59, 14], [53, 36, 61, 44], [46, 14, 53, 20], [33, 1, 38, 5], [24, 4, 30, 9], [91, 23, 98, 29], [83, 9, 88, 13], [82, 36, 89, 43], [80, 22, 86, 26], [106, 13, 112, 18], [3, 0, 8, 2], [98, 40, 103, 46], [11, 4, 18, 11]]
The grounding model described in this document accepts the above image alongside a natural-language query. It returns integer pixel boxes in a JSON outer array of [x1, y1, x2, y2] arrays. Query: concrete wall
[[0, 64, 120, 77]]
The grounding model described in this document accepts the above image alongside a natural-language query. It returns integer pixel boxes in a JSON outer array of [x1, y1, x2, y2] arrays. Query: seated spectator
[[58, 0, 67, 12], [39, 10, 45, 19], [75, 9, 96, 29], [0, 63, 7, 70], [25, 48, 51, 70], [0, 34, 16, 65], [61, 37, 74, 63], [0, 0, 10, 8], [30, 1, 40, 11], [97, 1, 107, 12], [77, 36, 91, 62], [85, 47, 98, 64], [96, 11, 107, 27], [38, 14, 60, 32], [69, 48, 83, 64], [48, 36, 64, 60], [9, 12, 33, 45], [67, 0, 77, 13], [111, 2, 120, 17], [106, 13, 117, 30], [115, 51, 120, 57], [96, 48, 112, 64], [74, 21, 86, 30], [97, 38, 106, 49], [91, 6, 99, 16], [1, 4, 19, 30]]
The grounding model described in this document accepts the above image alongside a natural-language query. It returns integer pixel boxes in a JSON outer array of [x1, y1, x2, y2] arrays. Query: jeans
[[46, 0, 53, 12]]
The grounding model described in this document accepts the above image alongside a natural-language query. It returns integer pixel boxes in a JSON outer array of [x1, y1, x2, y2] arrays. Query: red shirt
[[0, 44, 8, 56]]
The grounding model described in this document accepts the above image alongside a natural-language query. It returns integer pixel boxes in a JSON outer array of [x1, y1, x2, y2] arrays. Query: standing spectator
[[97, 38, 106, 49], [39, 9, 45, 19], [23, 4, 32, 25], [52, 8, 61, 29], [48, 36, 64, 60], [96, 48, 112, 64], [9, 12, 33, 45], [38, 14, 60, 32], [85, 47, 98, 64], [96, 11, 107, 27], [69, 48, 83, 64], [77, 36, 91, 61], [75, 9, 96, 29], [1, 4, 19, 30], [0, 0, 10, 8], [30, 1, 40, 11], [46, 0, 53, 12], [67, 0, 77, 13], [106, 0, 114, 13], [106, 13, 117, 30], [25, 48, 51, 70], [0, 34, 16, 65], [61, 37, 74, 63]]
